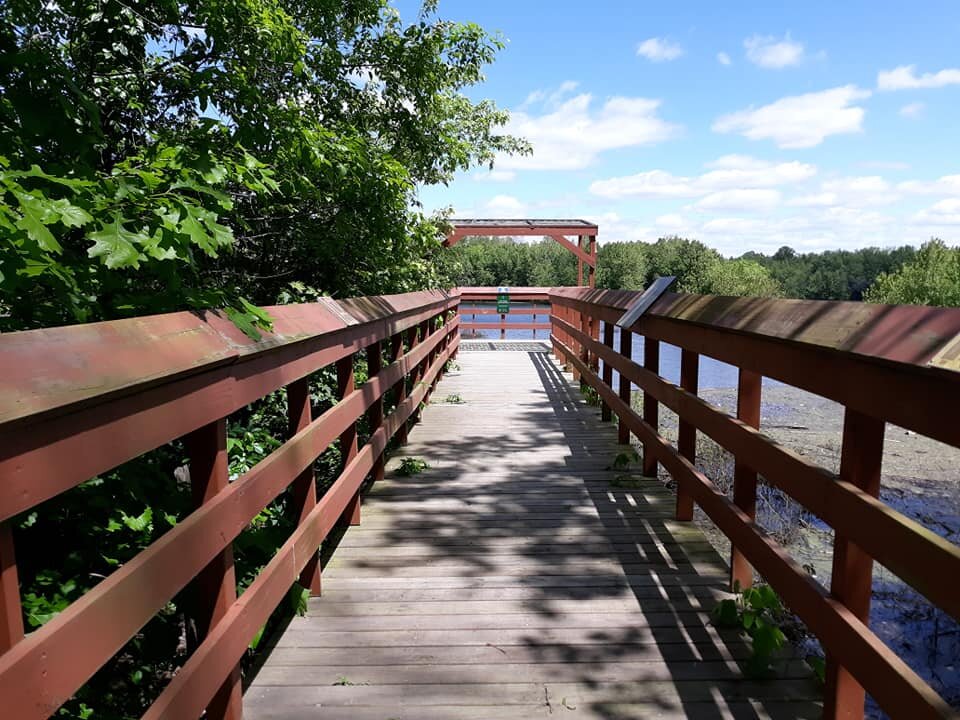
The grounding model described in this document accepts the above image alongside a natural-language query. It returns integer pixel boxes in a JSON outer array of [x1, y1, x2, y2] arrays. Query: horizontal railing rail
[[0, 289, 461, 720], [458, 286, 552, 340], [548, 286, 960, 720]]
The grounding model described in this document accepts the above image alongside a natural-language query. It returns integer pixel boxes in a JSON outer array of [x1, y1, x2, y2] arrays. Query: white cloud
[[655, 213, 687, 229], [694, 188, 781, 211], [897, 174, 960, 195], [520, 81, 580, 109], [859, 161, 910, 171], [787, 192, 838, 208], [914, 198, 960, 225], [744, 33, 805, 68], [590, 170, 700, 199], [878, 65, 960, 91], [473, 169, 516, 182], [482, 194, 527, 217], [717, 52, 732, 66], [500, 91, 679, 171], [712, 85, 871, 148], [899, 102, 925, 118], [589, 156, 816, 199], [636, 37, 683, 62]]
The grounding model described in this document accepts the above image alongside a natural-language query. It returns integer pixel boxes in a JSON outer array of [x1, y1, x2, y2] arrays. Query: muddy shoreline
[[629, 384, 960, 716]]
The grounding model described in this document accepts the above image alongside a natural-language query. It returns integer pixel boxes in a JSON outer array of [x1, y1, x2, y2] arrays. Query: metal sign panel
[[615, 276, 676, 329], [496, 286, 510, 314]]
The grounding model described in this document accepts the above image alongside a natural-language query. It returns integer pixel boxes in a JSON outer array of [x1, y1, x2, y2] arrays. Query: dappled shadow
[[247, 348, 820, 718]]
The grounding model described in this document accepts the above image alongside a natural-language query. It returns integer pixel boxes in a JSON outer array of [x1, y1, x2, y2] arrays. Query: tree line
[[441, 236, 959, 306]]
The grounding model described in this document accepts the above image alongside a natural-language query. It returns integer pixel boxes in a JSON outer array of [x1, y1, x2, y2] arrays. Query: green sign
[[496, 286, 510, 314]]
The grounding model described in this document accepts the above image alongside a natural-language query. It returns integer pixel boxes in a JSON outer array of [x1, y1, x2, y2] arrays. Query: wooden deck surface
[[244, 343, 821, 719]]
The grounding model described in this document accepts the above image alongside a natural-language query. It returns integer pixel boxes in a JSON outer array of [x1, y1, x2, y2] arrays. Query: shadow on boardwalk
[[244, 346, 821, 719]]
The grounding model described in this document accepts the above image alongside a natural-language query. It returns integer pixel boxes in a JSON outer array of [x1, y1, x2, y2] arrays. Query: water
[[460, 303, 779, 390]]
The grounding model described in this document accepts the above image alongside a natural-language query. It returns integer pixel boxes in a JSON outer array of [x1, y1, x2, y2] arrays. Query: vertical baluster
[[367, 341, 385, 484], [579, 306, 590, 388], [336, 355, 360, 526], [676, 350, 700, 520], [185, 418, 242, 720], [569, 305, 581, 380], [287, 379, 322, 595], [823, 409, 885, 720], [0, 521, 24, 652], [589, 312, 600, 376], [641, 338, 660, 478], [618, 329, 633, 445], [730, 368, 762, 589], [601, 321, 615, 421], [391, 332, 408, 445]]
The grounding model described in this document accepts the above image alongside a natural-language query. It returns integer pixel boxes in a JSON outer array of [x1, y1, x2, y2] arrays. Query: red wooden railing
[[549, 286, 960, 720], [458, 286, 552, 339], [0, 290, 460, 719]]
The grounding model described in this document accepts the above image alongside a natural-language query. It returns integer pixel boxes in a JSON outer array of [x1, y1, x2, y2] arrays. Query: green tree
[[596, 241, 647, 289], [865, 239, 960, 307], [705, 259, 781, 297], [0, 0, 528, 331], [644, 236, 721, 293]]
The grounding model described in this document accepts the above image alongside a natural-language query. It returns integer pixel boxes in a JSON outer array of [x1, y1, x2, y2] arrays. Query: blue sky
[[399, 0, 960, 255]]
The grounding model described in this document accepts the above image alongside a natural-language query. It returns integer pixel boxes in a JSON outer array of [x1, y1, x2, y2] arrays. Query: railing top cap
[[550, 286, 960, 373], [0, 289, 457, 428]]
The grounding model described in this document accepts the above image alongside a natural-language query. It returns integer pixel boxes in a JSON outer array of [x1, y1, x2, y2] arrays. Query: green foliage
[[397, 457, 430, 476], [595, 241, 647, 290], [806, 654, 826, 684], [0, 0, 528, 330], [713, 583, 788, 678], [744, 244, 917, 301], [643, 236, 721, 293], [705, 258, 781, 297], [864, 239, 960, 307], [443, 393, 465, 404], [609, 449, 640, 471]]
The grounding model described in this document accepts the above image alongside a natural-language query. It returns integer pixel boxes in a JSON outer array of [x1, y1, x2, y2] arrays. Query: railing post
[[601, 321, 614, 421], [676, 349, 700, 520], [450, 307, 460, 360], [367, 342, 385, 484], [823, 408, 885, 720], [391, 332, 408, 445], [579, 307, 590, 389], [336, 355, 361, 526], [185, 418, 242, 720], [730, 368, 762, 590], [426, 314, 441, 400], [287, 378, 322, 596], [0, 521, 24, 652], [618, 329, 633, 445], [641, 337, 660, 478]]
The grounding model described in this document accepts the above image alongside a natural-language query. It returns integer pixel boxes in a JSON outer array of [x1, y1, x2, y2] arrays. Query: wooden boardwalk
[[245, 343, 820, 719]]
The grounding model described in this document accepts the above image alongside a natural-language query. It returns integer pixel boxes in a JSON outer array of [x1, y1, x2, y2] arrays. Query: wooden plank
[[246, 348, 819, 719]]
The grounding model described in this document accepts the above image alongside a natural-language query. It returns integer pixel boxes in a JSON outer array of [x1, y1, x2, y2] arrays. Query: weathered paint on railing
[[549, 286, 960, 720], [0, 290, 460, 720]]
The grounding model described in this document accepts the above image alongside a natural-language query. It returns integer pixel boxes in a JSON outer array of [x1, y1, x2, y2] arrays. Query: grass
[[397, 457, 429, 476]]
